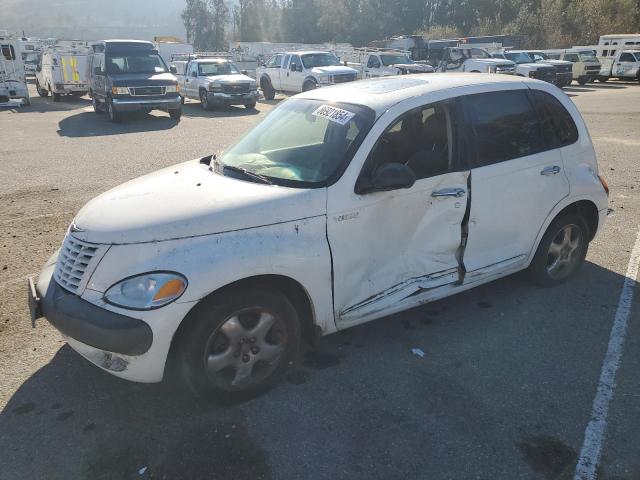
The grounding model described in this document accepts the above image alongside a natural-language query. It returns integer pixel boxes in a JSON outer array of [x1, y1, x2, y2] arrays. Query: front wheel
[[169, 107, 182, 120], [92, 95, 103, 113], [597, 76, 609, 83], [199, 89, 210, 110], [36, 80, 48, 97], [302, 80, 317, 92], [245, 101, 256, 110], [176, 288, 300, 401], [51, 91, 60, 102], [528, 213, 589, 287], [261, 78, 275, 100], [577, 77, 588, 85], [106, 97, 120, 122]]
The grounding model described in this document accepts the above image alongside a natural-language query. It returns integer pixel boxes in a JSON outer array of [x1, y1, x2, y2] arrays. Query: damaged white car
[[29, 74, 609, 399]]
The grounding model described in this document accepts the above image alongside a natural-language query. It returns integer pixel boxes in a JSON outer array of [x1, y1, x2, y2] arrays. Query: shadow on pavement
[[57, 111, 179, 137], [0, 261, 636, 479], [181, 102, 261, 119]]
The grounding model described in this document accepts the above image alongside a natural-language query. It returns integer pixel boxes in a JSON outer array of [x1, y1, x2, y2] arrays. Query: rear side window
[[619, 53, 635, 62], [530, 90, 579, 147], [1, 44, 16, 60], [465, 90, 542, 166]]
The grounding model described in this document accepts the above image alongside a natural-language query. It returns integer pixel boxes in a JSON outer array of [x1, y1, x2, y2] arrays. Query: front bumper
[[207, 90, 258, 106], [31, 256, 153, 356], [112, 96, 181, 112]]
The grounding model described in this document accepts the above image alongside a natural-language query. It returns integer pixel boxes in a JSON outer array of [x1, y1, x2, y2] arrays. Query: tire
[[261, 78, 275, 100], [106, 97, 120, 123], [92, 94, 103, 113], [245, 101, 256, 110], [597, 76, 609, 83], [169, 107, 182, 120], [302, 80, 317, 92], [180, 95, 185, 105], [199, 89, 210, 110], [36, 80, 48, 97], [22, 96, 30, 106], [176, 287, 300, 401], [52, 91, 60, 102], [528, 213, 589, 287], [577, 77, 588, 85]]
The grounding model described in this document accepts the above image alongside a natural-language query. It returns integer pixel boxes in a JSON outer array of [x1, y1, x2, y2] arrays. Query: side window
[[283, 54, 291, 69], [610, 50, 616, 56], [530, 90, 579, 148], [290, 55, 302, 70], [602, 50, 609, 56], [266, 54, 282, 68], [367, 56, 380, 68], [565, 54, 579, 62], [465, 90, 542, 166], [366, 101, 454, 180], [619, 53, 635, 62], [1, 44, 16, 60]]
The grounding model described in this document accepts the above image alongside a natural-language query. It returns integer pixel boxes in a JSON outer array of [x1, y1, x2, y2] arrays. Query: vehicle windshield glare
[[579, 52, 598, 62], [106, 53, 167, 74], [301, 53, 341, 68], [218, 99, 375, 187], [505, 52, 534, 64], [380, 54, 412, 66], [198, 62, 240, 76]]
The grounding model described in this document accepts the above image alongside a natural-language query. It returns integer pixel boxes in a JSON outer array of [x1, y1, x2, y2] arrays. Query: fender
[[304, 75, 319, 87]]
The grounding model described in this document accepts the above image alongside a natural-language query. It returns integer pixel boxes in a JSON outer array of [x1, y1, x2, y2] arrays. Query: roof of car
[[296, 73, 539, 116]]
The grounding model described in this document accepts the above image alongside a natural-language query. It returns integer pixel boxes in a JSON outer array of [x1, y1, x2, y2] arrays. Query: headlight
[[318, 75, 331, 84], [104, 272, 187, 310], [111, 86, 129, 95], [208, 83, 222, 92], [166, 84, 180, 93]]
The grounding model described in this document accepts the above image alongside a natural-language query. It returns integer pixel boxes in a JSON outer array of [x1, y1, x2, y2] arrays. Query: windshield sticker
[[313, 105, 355, 125]]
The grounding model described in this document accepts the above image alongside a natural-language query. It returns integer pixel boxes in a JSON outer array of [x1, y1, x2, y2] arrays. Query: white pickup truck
[[172, 57, 259, 110], [435, 47, 516, 74], [256, 51, 358, 99], [346, 50, 434, 78], [597, 50, 640, 82], [490, 50, 557, 84]]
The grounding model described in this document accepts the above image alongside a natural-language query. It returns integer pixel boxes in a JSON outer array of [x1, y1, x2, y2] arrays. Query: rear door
[[461, 88, 570, 280], [264, 54, 283, 90]]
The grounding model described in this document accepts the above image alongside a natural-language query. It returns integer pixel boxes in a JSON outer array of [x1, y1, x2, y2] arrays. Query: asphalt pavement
[[0, 80, 639, 480]]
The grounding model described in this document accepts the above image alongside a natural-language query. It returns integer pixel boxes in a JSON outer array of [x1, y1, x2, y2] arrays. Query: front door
[[461, 88, 570, 279], [327, 99, 469, 327], [282, 54, 303, 92]]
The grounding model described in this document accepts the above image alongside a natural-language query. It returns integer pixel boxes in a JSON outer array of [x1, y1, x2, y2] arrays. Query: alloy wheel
[[546, 224, 583, 280]]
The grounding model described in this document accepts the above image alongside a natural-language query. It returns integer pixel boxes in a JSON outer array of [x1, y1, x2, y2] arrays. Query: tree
[[182, 0, 229, 50]]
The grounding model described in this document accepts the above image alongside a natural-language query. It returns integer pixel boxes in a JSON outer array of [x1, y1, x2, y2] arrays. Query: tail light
[[599, 175, 609, 196]]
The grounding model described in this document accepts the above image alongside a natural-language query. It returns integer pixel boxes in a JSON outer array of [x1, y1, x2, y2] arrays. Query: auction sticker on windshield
[[313, 105, 355, 125]]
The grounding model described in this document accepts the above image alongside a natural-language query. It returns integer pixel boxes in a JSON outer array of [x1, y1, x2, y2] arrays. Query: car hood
[[111, 72, 178, 86], [312, 66, 358, 75], [206, 74, 255, 84], [72, 159, 327, 245], [475, 59, 514, 66], [393, 63, 435, 72]]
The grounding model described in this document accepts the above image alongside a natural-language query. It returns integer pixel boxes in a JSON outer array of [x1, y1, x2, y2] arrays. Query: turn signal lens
[[599, 175, 609, 196], [153, 278, 186, 303]]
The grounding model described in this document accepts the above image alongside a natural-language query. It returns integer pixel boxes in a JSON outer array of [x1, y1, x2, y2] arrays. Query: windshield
[[22, 52, 39, 64], [380, 54, 413, 66], [505, 52, 534, 64], [218, 99, 375, 187], [579, 52, 598, 62], [106, 52, 167, 74], [530, 52, 548, 61], [198, 62, 240, 76], [301, 53, 341, 68]]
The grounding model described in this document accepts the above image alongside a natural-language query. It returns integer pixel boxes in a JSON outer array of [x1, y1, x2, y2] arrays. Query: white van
[[0, 33, 30, 106], [35, 41, 90, 101], [30, 74, 608, 400]]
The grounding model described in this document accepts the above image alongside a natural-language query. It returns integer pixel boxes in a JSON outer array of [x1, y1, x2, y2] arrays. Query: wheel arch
[[529, 198, 600, 265], [169, 274, 318, 364], [259, 74, 272, 87]]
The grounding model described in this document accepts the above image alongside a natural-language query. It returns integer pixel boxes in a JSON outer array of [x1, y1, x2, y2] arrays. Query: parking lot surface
[[1, 81, 639, 480]]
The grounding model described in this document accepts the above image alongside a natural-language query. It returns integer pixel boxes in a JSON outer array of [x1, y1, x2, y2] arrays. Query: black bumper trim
[[37, 263, 153, 356]]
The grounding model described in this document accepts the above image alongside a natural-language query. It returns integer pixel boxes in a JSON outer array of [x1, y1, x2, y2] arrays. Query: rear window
[[529, 90, 579, 147], [465, 90, 542, 166]]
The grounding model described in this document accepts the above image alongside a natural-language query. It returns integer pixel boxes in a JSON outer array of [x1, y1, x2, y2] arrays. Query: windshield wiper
[[214, 161, 272, 185]]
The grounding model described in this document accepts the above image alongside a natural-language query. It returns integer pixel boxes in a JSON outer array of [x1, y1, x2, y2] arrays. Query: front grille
[[129, 86, 165, 96], [496, 66, 516, 74], [331, 74, 357, 84], [533, 68, 556, 82], [222, 83, 251, 94], [54, 235, 99, 293]]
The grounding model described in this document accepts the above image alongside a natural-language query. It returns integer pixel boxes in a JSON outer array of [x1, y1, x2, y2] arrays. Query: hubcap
[[546, 224, 582, 280], [204, 309, 286, 390]]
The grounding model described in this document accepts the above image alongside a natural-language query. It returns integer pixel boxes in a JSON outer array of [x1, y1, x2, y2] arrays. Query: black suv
[[87, 40, 181, 122]]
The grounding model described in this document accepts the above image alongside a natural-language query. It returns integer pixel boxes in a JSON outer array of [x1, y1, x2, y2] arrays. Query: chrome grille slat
[[54, 235, 100, 293]]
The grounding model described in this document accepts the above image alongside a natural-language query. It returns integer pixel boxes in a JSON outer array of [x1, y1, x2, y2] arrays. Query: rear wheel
[[528, 213, 589, 287], [176, 288, 300, 401], [260, 78, 275, 100], [51, 90, 60, 102]]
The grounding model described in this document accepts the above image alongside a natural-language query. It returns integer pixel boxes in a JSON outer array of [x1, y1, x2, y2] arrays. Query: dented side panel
[[327, 170, 470, 327]]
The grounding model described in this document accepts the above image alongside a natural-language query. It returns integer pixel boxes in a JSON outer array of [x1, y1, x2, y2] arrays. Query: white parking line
[[574, 225, 640, 480]]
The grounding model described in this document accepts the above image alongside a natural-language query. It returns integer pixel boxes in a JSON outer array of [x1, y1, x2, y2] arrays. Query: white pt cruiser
[[29, 74, 609, 399]]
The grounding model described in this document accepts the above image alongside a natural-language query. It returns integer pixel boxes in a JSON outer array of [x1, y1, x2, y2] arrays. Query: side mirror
[[241, 69, 248, 75], [290, 62, 297, 72], [355, 163, 416, 194], [94, 66, 102, 75], [169, 65, 177, 74], [191, 71, 197, 78]]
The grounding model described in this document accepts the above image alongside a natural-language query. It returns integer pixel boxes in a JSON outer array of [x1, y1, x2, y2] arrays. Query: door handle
[[432, 188, 466, 198], [540, 166, 561, 176]]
